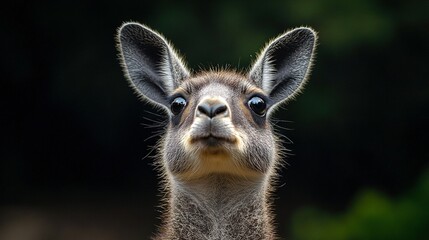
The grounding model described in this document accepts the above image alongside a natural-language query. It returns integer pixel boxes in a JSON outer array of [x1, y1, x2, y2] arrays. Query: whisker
[[277, 133, 294, 144], [142, 116, 166, 124], [141, 117, 168, 128], [144, 110, 166, 118], [271, 118, 294, 123], [141, 144, 158, 160], [144, 132, 164, 142], [272, 123, 294, 131]]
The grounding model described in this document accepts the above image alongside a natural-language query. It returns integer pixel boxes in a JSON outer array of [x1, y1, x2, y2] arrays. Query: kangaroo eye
[[248, 96, 267, 116], [171, 97, 187, 115]]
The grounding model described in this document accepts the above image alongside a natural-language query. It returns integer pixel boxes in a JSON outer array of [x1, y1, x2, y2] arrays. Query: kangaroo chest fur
[[116, 22, 317, 239], [162, 175, 273, 240]]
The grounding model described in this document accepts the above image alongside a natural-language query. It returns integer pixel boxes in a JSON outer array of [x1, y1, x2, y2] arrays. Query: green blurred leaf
[[291, 169, 429, 240]]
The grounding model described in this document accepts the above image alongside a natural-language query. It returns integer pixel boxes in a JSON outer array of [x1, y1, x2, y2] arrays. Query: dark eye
[[171, 97, 187, 115], [248, 96, 267, 116]]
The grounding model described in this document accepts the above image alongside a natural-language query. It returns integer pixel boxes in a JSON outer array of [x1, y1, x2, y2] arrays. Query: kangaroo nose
[[197, 102, 228, 118]]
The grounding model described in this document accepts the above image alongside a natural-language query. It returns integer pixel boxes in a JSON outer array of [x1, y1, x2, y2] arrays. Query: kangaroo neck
[[162, 174, 275, 240]]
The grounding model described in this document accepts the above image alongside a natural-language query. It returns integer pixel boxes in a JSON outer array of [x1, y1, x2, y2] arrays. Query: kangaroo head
[[117, 23, 316, 180]]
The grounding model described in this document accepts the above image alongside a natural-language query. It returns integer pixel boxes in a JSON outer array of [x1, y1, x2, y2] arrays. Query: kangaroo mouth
[[190, 134, 237, 146], [188, 118, 238, 148]]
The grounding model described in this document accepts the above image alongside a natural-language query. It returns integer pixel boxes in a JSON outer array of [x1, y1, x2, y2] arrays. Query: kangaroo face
[[163, 73, 277, 179], [117, 23, 316, 180]]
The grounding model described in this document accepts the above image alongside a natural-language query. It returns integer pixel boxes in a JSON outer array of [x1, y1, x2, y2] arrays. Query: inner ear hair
[[249, 27, 317, 107], [117, 22, 190, 108]]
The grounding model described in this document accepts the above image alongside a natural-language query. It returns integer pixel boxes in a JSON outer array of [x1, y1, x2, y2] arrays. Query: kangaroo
[[116, 22, 317, 240]]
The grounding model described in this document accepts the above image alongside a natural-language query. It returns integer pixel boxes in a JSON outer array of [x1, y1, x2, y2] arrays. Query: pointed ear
[[117, 22, 190, 108], [249, 27, 317, 107]]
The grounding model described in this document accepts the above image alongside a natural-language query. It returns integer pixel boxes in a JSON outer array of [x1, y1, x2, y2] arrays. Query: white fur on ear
[[249, 46, 277, 93], [117, 22, 190, 108], [249, 27, 317, 107]]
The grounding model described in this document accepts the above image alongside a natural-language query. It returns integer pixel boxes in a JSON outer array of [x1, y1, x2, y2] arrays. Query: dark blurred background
[[1, 0, 428, 239]]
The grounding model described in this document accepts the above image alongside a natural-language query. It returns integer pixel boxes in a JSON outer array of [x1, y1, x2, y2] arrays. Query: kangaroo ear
[[249, 27, 317, 108], [117, 22, 190, 108]]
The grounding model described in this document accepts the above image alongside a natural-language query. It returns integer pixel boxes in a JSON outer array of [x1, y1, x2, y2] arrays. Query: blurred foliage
[[291, 168, 429, 240], [146, 0, 401, 66], [284, 0, 394, 51]]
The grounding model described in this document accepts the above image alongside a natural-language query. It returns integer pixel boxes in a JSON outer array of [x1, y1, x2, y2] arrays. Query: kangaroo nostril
[[212, 104, 227, 116], [197, 102, 228, 118], [197, 103, 211, 117]]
